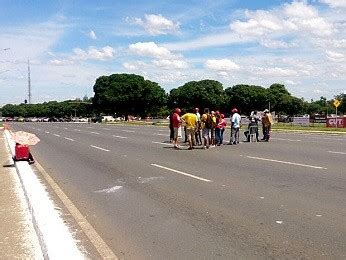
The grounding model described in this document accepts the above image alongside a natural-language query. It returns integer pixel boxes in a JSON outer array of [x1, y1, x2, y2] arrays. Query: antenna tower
[[28, 60, 31, 104]]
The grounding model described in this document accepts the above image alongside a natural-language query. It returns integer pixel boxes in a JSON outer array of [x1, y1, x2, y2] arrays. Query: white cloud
[[73, 46, 115, 61], [259, 38, 297, 48], [254, 67, 298, 77], [129, 42, 177, 59], [153, 59, 188, 69], [320, 0, 346, 8], [123, 61, 147, 70], [326, 50, 345, 62], [230, 1, 334, 38], [88, 30, 97, 40], [49, 59, 74, 66], [129, 14, 179, 35], [205, 59, 240, 71]]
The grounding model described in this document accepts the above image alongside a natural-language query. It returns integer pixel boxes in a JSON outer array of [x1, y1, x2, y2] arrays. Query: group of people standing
[[169, 107, 273, 150]]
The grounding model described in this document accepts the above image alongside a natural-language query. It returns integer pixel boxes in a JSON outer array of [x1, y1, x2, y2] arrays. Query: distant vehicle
[[101, 116, 116, 122], [78, 118, 88, 122], [43, 118, 50, 122]]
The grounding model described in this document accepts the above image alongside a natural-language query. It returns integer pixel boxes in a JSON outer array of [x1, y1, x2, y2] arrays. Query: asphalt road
[[9, 122, 346, 259]]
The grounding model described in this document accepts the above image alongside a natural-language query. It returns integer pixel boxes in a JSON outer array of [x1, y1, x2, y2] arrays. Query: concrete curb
[[4, 130, 83, 259]]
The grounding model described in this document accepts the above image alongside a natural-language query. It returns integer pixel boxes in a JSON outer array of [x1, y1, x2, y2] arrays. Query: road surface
[[9, 122, 346, 259]]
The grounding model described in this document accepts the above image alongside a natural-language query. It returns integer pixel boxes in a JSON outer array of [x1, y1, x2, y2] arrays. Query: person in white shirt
[[230, 108, 241, 145]]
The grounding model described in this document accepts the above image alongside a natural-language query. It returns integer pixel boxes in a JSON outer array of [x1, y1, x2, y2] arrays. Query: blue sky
[[0, 0, 345, 105]]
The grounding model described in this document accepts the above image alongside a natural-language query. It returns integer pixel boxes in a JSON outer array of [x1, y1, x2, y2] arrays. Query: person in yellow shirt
[[181, 108, 198, 150]]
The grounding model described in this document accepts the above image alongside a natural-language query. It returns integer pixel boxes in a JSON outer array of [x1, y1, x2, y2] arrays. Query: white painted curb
[[4, 130, 84, 259]]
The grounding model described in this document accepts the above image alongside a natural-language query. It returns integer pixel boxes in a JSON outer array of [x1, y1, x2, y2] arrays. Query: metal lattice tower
[[28, 60, 31, 104]]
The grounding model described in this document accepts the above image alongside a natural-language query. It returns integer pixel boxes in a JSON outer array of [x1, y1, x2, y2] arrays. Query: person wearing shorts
[[181, 108, 198, 150]]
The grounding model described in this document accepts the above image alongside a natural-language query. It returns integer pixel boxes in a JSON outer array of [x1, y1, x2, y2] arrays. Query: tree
[[168, 80, 226, 111], [225, 84, 268, 115], [266, 83, 292, 114], [93, 73, 167, 117]]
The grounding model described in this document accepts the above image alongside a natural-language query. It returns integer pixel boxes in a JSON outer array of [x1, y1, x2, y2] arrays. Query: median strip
[[246, 156, 327, 170], [151, 163, 212, 182], [90, 145, 110, 152]]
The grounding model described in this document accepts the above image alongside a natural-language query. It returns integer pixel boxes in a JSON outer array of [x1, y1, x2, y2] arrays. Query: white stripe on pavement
[[53, 134, 60, 137], [90, 132, 100, 135], [271, 138, 301, 142], [246, 156, 327, 170], [155, 133, 170, 137], [45, 131, 50, 134], [122, 130, 135, 133], [90, 145, 110, 152], [327, 151, 346, 155], [112, 135, 128, 139], [151, 164, 212, 183], [74, 129, 81, 132], [64, 137, 75, 141], [152, 141, 173, 146]]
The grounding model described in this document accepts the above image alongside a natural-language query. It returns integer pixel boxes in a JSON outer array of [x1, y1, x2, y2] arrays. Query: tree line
[[1, 73, 345, 118]]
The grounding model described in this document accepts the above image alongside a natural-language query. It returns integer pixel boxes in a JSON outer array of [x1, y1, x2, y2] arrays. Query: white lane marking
[[64, 127, 68, 130], [327, 151, 346, 155], [152, 141, 173, 146], [37, 128, 41, 131], [74, 129, 81, 132], [276, 221, 283, 224], [155, 133, 170, 137], [64, 137, 75, 141], [90, 145, 110, 152], [246, 156, 327, 170], [122, 130, 135, 133], [95, 186, 122, 193], [151, 163, 212, 183], [113, 135, 128, 139], [271, 138, 301, 142], [103, 128, 111, 130], [45, 131, 50, 134], [306, 136, 345, 141], [158, 129, 168, 132], [90, 131, 100, 135], [53, 134, 60, 137]]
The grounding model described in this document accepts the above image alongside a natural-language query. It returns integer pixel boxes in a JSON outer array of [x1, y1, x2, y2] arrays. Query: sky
[[0, 0, 345, 105]]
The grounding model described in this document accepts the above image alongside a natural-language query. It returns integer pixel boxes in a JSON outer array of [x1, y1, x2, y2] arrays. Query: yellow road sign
[[333, 99, 341, 108]]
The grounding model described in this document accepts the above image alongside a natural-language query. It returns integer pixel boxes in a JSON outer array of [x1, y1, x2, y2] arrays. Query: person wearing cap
[[172, 108, 182, 148], [230, 108, 241, 145], [262, 109, 273, 141]]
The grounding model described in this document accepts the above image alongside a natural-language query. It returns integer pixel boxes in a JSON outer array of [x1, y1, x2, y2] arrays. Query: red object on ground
[[14, 144, 30, 161]]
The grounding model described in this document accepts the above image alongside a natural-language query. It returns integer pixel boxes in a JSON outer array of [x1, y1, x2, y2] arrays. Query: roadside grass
[[272, 122, 346, 133], [106, 121, 346, 133], [0, 122, 3, 127]]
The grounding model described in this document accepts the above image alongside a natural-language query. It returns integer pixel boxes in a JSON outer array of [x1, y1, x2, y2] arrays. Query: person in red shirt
[[172, 108, 182, 148]]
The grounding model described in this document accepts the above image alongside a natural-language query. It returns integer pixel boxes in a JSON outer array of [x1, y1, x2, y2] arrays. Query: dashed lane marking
[[151, 163, 212, 183], [74, 129, 81, 132], [90, 131, 100, 135], [246, 156, 327, 170], [90, 145, 110, 152], [327, 151, 346, 155], [271, 138, 301, 142], [154, 133, 170, 137], [152, 141, 173, 146], [112, 135, 128, 139], [64, 137, 75, 141], [121, 130, 135, 133], [53, 134, 60, 137], [45, 131, 50, 134]]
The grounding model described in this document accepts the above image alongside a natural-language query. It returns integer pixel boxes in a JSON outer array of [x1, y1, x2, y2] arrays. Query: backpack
[[204, 114, 214, 129]]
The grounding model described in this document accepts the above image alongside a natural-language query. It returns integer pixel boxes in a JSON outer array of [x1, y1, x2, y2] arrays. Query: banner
[[326, 117, 345, 128], [293, 116, 310, 125]]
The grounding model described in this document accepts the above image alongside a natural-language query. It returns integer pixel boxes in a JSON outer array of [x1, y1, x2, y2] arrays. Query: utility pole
[[28, 60, 31, 104]]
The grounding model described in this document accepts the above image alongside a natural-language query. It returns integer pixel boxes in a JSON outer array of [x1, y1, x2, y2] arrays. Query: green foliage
[[225, 84, 268, 114], [168, 79, 226, 111], [93, 73, 167, 117]]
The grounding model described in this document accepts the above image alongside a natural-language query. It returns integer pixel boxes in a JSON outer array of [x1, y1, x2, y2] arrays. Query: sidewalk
[[0, 131, 42, 258]]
